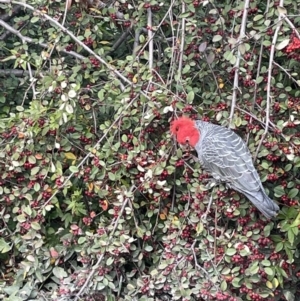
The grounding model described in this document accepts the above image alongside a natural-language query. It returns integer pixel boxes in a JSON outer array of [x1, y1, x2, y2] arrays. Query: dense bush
[[0, 0, 300, 300]]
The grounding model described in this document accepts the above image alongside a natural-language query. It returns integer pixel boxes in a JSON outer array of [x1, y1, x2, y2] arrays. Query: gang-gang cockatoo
[[170, 117, 279, 219]]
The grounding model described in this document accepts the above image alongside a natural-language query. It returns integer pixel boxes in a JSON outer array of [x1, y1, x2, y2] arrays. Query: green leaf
[[264, 267, 274, 277], [283, 290, 295, 301], [220, 280, 227, 291], [187, 90, 195, 103], [232, 277, 242, 287], [69, 166, 79, 173], [53, 267, 68, 279], [106, 257, 114, 265], [213, 35, 222, 42], [226, 248, 236, 256], [31, 16, 39, 23], [276, 39, 290, 50], [0, 238, 11, 253], [145, 245, 153, 252], [261, 260, 271, 266], [31, 222, 41, 230], [253, 15, 264, 21], [287, 229, 295, 245], [31, 166, 40, 176], [273, 186, 285, 197], [288, 188, 299, 199], [275, 242, 283, 252], [108, 172, 115, 180]]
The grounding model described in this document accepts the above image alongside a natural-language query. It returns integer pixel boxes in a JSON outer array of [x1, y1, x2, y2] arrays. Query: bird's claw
[[203, 178, 219, 189]]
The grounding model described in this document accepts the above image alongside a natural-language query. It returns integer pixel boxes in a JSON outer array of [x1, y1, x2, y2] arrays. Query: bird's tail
[[243, 190, 279, 219]]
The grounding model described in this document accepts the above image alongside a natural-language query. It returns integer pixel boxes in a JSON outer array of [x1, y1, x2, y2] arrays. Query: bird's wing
[[199, 127, 262, 192]]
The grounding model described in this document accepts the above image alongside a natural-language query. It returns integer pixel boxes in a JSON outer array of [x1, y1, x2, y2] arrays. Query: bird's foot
[[202, 178, 221, 189]]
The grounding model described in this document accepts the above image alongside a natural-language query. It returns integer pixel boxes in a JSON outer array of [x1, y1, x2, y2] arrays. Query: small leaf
[[145, 245, 153, 252], [31, 222, 41, 230], [53, 267, 68, 279], [68, 90, 77, 98], [228, 38, 237, 44], [275, 242, 283, 252], [238, 43, 246, 54], [288, 188, 299, 199], [31, 166, 40, 176], [65, 152, 77, 160], [283, 290, 295, 301], [213, 35, 222, 42], [272, 278, 279, 288], [266, 281, 273, 289], [106, 257, 114, 265], [108, 172, 115, 181], [277, 6, 287, 15], [198, 42, 207, 52], [264, 267, 274, 277], [253, 15, 264, 21], [66, 103, 74, 114], [276, 39, 290, 50], [0, 238, 11, 253], [206, 51, 215, 64], [69, 166, 79, 173], [28, 156, 37, 164], [226, 248, 236, 256], [187, 90, 195, 103], [31, 16, 39, 23], [220, 280, 227, 291]]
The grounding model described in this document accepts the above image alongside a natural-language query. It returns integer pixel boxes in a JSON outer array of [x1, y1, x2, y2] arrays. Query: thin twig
[[167, 11, 176, 88], [254, 0, 284, 161], [273, 61, 300, 86], [107, 26, 132, 55], [246, 41, 264, 144], [176, 1, 186, 90], [282, 15, 300, 39], [204, 51, 221, 96], [133, 28, 142, 57], [134, 0, 176, 61], [228, 0, 250, 126], [147, 8, 154, 70], [190, 240, 210, 277]]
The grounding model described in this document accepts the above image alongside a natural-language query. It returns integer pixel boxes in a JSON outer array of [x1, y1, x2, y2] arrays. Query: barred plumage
[[171, 117, 279, 219]]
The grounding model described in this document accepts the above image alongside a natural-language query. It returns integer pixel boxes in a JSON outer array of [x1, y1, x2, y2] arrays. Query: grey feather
[[194, 121, 279, 219]]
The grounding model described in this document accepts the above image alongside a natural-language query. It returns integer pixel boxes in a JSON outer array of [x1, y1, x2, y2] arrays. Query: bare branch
[[228, 0, 250, 126], [133, 28, 142, 57], [147, 8, 154, 70], [176, 1, 186, 87], [254, 0, 284, 161], [107, 26, 132, 55], [273, 61, 300, 86]]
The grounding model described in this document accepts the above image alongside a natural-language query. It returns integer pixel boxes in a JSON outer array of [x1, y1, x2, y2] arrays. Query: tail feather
[[241, 190, 279, 219]]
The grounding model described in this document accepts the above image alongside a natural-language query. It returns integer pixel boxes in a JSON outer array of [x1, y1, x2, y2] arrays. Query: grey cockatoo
[[170, 117, 279, 219]]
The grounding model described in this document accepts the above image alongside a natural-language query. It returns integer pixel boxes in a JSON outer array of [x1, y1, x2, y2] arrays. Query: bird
[[170, 116, 279, 219]]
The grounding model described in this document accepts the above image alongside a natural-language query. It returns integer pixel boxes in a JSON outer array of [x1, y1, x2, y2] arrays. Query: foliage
[[0, 0, 300, 300]]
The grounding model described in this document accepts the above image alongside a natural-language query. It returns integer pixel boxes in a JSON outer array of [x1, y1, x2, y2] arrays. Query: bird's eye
[[175, 126, 179, 131]]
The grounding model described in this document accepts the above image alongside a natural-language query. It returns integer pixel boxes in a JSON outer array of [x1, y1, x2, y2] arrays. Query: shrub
[[0, 0, 300, 300]]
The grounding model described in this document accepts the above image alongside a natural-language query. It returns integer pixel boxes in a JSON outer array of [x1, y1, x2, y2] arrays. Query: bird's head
[[170, 117, 200, 147]]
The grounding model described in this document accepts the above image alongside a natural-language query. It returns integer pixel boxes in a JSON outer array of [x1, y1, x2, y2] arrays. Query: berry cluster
[[285, 36, 300, 53]]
